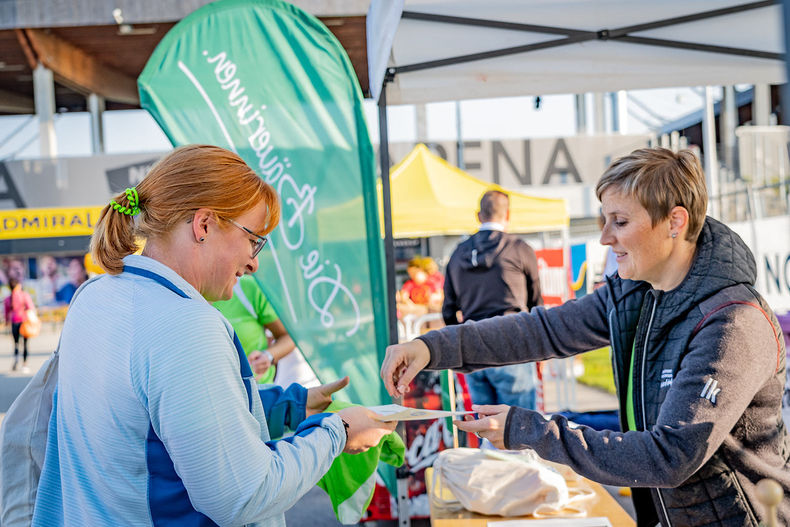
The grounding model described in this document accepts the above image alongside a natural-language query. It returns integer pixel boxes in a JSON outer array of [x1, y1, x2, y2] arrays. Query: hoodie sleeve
[[503, 301, 782, 488], [441, 258, 461, 326], [419, 283, 611, 372], [520, 242, 543, 309]]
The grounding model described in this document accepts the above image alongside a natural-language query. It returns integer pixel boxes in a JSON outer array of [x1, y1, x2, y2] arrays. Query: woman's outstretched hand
[[454, 404, 511, 449], [306, 376, 349, 417], [380, 339, 431, 397], [336, 406, 397, 454]]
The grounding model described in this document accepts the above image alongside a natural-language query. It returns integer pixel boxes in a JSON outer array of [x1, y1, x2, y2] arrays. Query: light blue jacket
[[32, 255, 345, 526]]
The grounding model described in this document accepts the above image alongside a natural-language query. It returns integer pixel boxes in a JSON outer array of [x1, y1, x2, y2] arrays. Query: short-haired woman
[[382, 148, 789, 526], [33, 145, 395, 526]]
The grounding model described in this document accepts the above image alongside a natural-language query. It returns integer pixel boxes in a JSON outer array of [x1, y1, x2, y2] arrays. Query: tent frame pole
[[783, 0, 790, 116], [378, 72, 398, 349], [395, 1, 782, 75], [379, 72, 412, 527]]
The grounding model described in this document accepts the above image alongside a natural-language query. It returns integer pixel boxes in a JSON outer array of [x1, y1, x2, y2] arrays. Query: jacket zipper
[[639, 293, 672, 527], [607, 309, 625, 430]]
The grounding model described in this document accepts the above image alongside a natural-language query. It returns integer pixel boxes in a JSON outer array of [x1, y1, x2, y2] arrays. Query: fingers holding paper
[[454, 404, 511, 449], [337, 406, 397, 454], [380, 339, 431, 397]]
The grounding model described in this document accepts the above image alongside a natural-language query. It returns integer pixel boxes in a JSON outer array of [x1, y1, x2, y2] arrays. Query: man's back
[[442, 230, 542, 325]]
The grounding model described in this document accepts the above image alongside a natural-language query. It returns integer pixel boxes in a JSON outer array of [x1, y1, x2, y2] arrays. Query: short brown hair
[[91, 144, 280, 274], [595, 148, 707, 242], [479, 190, 509, 222]]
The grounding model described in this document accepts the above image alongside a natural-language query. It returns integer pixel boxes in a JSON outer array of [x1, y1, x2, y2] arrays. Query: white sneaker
[[21, 365, 30, 374]]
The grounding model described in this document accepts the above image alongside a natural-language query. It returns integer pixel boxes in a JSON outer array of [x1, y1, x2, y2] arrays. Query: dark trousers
[[11, 322, 28, 361]]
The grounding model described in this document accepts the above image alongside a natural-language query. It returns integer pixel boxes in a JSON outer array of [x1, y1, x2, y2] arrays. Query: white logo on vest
[[700, 377, 721, 404]]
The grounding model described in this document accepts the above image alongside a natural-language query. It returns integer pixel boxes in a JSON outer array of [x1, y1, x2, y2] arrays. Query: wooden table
[[425, 467, 635, 527]]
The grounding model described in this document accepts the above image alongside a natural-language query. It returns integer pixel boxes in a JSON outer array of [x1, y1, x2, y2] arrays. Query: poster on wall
[[536, 247, 573, 306], [0, 255, 88, 313]]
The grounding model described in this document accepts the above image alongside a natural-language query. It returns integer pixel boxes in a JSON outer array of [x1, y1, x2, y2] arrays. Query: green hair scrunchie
[[110, 187, 141, 216]]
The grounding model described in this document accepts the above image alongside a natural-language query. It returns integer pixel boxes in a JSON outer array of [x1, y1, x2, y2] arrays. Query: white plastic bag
[[431, 448, 594, 517]]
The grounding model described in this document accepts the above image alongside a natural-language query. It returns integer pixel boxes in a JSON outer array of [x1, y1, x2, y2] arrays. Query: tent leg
[[378, 82, 398, 348], [785, 0, 790, 121], [379, 80, 412, 527]]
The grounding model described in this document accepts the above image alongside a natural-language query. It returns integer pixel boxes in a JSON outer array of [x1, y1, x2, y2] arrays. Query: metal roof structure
[[0, 0, 371, 114]]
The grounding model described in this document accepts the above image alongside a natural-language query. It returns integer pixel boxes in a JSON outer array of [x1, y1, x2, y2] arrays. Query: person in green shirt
[[214, 274, 294, 384]]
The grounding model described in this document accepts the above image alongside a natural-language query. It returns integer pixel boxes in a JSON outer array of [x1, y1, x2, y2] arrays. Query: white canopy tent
[[368, 0, 788, 346], [367, 0, 785, 104]]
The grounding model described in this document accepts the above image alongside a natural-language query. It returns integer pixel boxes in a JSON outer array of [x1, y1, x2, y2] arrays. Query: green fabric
[[317, 400, 405, 524], [626, 340, 637, 431], [214, 276, 279, 384], [137, 0, 391, 413]]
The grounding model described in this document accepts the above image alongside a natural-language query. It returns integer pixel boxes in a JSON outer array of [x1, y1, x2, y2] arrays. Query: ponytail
[[90, 188, 141, 275]]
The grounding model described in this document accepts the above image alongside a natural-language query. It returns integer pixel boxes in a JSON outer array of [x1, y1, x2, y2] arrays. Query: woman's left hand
[[306, 376, 350, 417], [454, 404, 511, 449]]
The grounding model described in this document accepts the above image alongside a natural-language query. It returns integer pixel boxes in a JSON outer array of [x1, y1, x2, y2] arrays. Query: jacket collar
[[121, 254, 206, 303], [478, 222, 506, 232]]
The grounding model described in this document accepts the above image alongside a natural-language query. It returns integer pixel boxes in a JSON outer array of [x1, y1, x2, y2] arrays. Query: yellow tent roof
[[385, 144, 569, 238]]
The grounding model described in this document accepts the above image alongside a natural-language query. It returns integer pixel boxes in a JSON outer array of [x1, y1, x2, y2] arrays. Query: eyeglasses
[[223, 218, 268, 258]]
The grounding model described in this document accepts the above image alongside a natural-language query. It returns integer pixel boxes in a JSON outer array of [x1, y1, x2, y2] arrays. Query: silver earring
[[199, 237, 205, 242], [671, 233, 677, 239]]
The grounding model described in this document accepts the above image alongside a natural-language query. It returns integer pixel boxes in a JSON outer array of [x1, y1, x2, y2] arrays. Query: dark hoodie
[[422, 218, 790, 526], [442, 230, 542, 325]]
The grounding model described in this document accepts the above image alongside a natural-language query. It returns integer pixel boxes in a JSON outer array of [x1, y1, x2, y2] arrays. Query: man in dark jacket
[[442, 190, 543, 410]]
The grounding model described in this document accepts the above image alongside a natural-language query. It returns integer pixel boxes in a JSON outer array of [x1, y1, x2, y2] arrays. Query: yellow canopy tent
[[386, 144, 568, 238], [316, 144, 569, 241]]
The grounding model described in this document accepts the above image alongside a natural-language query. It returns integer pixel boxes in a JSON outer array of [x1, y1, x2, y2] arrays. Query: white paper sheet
[[368, 404, 475, 422]]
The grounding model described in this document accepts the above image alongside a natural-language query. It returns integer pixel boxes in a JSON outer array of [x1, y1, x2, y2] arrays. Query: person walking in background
[[383, 148, 789, 526], [4, 277, 34, 373], [214, 274, 318, 387], [31, 144, 395, 526], [442, 189, 543, 411]]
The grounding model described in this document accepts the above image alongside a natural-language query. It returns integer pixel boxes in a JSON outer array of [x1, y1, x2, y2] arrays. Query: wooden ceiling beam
[[0, 88, 34, 113], [22, 28, 139, 105], [14, 29, 38, 71]]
